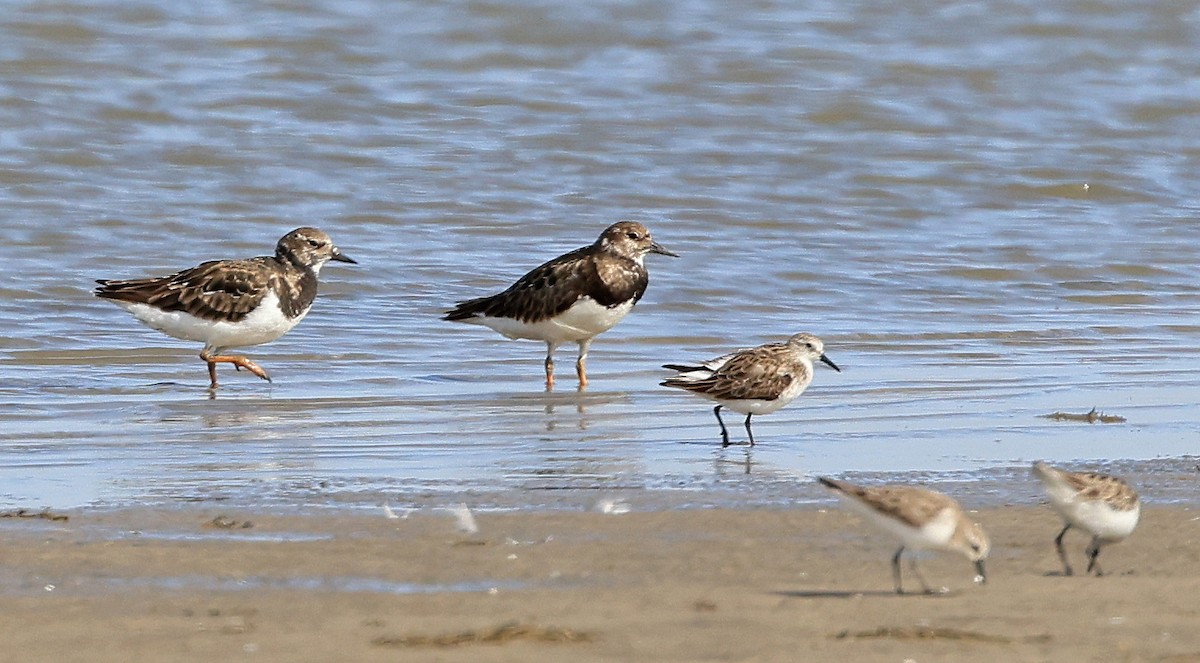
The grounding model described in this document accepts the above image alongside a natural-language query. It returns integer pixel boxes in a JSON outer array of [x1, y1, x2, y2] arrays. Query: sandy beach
[[5, 2, 1200, 662], [0, 503, 1196, 662]]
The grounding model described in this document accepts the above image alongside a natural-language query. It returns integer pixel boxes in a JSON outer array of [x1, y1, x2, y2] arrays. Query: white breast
[[118, 290, 308, 351], [700, 396, 791, 415], [469, 297, 635, 344]]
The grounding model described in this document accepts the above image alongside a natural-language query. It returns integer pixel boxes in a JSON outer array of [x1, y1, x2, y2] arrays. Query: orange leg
[[575, 357, 587, 390], [200, 350, 271, 388], [575, 339, 591, 391], [544, 342, 557, 392]]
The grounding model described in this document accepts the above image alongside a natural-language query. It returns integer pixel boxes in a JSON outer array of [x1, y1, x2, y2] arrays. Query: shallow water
[[1, 0, 1199, 510]]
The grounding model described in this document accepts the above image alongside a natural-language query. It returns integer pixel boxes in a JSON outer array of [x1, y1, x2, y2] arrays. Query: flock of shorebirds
[[93, 223, 1142, 593]]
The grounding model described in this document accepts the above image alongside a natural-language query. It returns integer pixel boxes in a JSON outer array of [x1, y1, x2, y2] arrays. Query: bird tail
[[1031, 461, 1072, 493], [93, 277, 161, 302], [1030, 460, 1057, 483], [816, 477, 849, 494], [442, 295, 494, 321], [818, 477, 874, 505]]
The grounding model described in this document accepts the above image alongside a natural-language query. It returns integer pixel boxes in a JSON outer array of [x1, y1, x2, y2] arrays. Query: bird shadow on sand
[[1040, 569, 1124, 577], [772, 589, 960, 599]]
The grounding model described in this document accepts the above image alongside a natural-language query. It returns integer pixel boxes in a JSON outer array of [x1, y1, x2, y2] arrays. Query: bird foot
[[234, 358, 271, 382], [203, 354, 272, 387]]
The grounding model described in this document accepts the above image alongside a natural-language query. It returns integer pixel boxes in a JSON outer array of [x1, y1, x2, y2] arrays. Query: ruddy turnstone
[[1031, 461, 1141, 576], [818, 477, 990, 594], [443, 221, 677, 390], [660, 332, 839, 446], [94, 227, 356, 389]]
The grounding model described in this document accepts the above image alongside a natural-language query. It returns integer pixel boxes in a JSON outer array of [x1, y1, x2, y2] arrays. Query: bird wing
[[444, 247, 646, 323], [853, 485, 958, 528], [821, 479, 957, 529], [96, 257, 275, 323], [1061, 470, 1140, 510], [662, 343, 804, 401]]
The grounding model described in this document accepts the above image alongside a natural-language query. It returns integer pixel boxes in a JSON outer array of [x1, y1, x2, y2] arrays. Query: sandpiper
[[443, 221, 677, 390], [1032, 461, 1140, 576], [95, 227, 356, 388], [818, 477, 990, 594], [660, 332, 839, 446]]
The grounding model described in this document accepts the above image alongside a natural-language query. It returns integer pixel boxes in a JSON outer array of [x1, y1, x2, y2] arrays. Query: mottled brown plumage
[[444, 243, 648, 324], [1058, 470, 1140, 512], [820, 479, 961, 529], [1032, 461, 1141, 576], [444, 221, 671, 325], [95, 227, 356, 388], [818, 477, 990, 594], [444, 221, 677, 390], [660, 333, 839, 446], [663, 343, 809, 402], [96, 256, 316, 323]]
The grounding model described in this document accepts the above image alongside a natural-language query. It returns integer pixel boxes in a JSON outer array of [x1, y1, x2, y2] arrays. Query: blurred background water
[[1, 0, 1198, 511]]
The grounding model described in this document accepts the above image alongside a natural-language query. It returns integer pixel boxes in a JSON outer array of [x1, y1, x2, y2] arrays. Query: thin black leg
[[908, 556, 933, 594], [1086, 537, 1104, 576], [974, 559, 987, 584], [891, 546, 905, 594], [713, 405, 730, 446], [1054, 523, 1074, 576], [743, 413, 755, 446]]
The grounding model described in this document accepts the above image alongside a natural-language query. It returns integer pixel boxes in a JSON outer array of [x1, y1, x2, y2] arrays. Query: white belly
[[704, 396, 792, 415], [469, 297, 634, 345], [842, 498, 958, 551], [1053, 498, 1140, 542], [117, 290, 307, 350]]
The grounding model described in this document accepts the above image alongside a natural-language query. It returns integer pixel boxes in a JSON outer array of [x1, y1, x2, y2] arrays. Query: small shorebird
[[818, 477, 990, 594], [443, 221, 677, 390], [1032, 461, 1141, 576], [95, 227, 356, 389], [660, 332, 839, 446]]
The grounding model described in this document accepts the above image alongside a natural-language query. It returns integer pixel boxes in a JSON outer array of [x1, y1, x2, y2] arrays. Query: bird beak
[[331, 248, 357, 264], [819, 354, 841, 372], [974, 560, 987, 584], [649, 241, 679, 257]]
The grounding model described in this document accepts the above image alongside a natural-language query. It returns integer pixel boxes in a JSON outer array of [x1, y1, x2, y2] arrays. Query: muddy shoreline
[[0, 502, 1196, 662]]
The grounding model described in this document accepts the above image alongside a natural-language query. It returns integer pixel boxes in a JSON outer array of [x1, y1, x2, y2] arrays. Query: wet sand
[[0, 504, 1197, 662]]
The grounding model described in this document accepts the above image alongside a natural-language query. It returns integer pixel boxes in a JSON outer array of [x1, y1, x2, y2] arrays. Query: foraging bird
[[443, 221, 677, 390], [818, 477, 990, 594], [1032, 461, 1140, 576], [661, 333, 839, 446], [95, 227, 356, 389]]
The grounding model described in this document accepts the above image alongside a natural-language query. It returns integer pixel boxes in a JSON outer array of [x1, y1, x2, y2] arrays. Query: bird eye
[[307, 239, 322, 247], [970, 543, 980, 552], [626, 231, 640, 240]]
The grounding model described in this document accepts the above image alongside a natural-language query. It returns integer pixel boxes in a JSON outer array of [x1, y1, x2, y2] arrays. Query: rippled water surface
[[2, 0, 1199, 510]]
